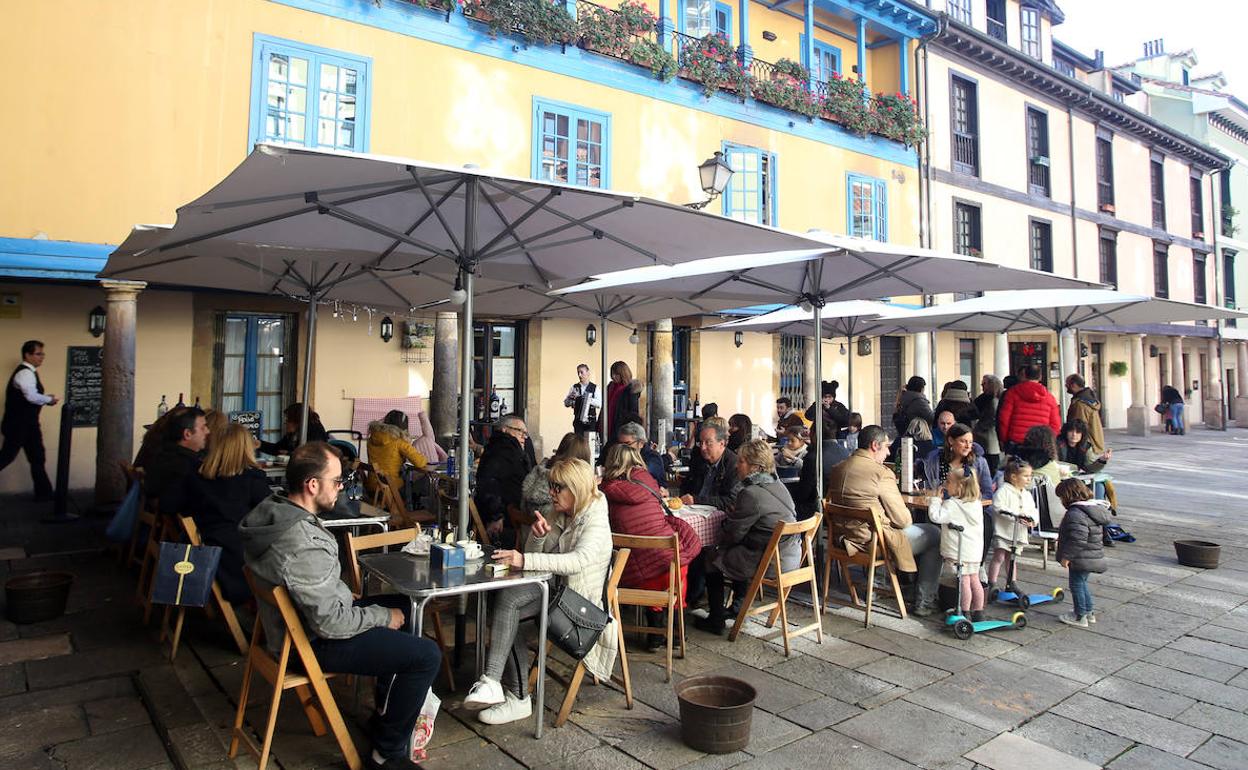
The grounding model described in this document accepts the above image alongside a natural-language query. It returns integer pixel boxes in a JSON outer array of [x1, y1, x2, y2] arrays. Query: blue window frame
[[249, 35, 371, 152], [714, 2, 732, 41], [847, 173, 888, 241], [801, 35, 842, 82], [722, 143, 777, 225], [218, 314, 291, 443], [532, 98, 611, 188], [680, 0, 715, 38]]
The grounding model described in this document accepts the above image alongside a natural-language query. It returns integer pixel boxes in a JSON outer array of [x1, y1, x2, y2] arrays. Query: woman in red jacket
[[600, 443, 702, 647]]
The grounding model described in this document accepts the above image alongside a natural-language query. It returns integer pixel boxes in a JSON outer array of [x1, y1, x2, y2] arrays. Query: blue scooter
[[944, 522, 1027, 640], [990, 510, 1064, 610]]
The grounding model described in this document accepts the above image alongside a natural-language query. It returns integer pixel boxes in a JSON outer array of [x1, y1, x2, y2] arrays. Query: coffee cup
[[458, 540, 483, 559]]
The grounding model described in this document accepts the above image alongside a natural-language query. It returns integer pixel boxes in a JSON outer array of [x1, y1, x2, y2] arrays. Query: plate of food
[[679, 503, 717, 517]]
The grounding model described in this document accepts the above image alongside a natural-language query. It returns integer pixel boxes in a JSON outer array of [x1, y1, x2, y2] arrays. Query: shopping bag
[[409, 689, 441, 762], [104, 482, 142, 543], [151, 542, 222, 607]]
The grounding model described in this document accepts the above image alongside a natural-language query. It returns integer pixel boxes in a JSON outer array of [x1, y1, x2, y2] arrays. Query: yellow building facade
[[0, 0, 935, 492]]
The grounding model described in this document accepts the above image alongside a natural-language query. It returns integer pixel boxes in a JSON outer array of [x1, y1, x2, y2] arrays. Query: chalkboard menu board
[[230, 410, 263, 439], [65, 346, 103, 428]]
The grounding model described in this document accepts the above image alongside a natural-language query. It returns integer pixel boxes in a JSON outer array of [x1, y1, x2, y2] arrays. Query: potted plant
[[750, 59, 819, 116], [679, 33, 749, 98], [872, 92, 926, 146], [460, 0, 577, 47], [1099, 202, 1116, 214], [577, 0, 676, 80], [1109, 361, 1128, 377], [822, 74, 876, 136]]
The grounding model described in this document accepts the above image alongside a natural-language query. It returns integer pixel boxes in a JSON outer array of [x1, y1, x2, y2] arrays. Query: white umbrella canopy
[[100, 144, 827, 542]]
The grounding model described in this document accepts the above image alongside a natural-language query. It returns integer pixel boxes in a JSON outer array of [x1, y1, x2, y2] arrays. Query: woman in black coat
[[187, 423, 272, 602]]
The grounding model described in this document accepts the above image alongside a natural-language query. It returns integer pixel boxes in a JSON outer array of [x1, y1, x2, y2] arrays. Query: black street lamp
[[585, 324, 597, 346], [380, 315, 394, 343], [88, 306, 106, 337], [686, 151, 734, 210]]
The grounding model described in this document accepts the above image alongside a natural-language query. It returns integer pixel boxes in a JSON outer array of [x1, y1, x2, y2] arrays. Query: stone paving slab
[[83, 695, 152, 735], [963, 731, 1099, 770], [765, 655, 895, 707], [704, 662, 823, 714], [1188, 735, 1248, 770], [1167, 635, 1248, 667], [1083, 602, 1208, 648], [856, 655, 950, 689], [1174, 701, 1248, 741], [1092, 674, 1200, 716], [775, 695, 863, 731], [1011, 712, 1134, 767], [999, 626, 1152, 684], [0, 703, 90, 762], [0, 632, 72, 666], [423, 734, 526, 770], [834, 699, 994, 769], [532, 744, 650, 770], [904, 658, 1083, 733], [787, 634, 890, 668], [749, 724, 918, 770], [840, 627, 987, 672], [24, 643, 165, 690], [1141, 647, 1244, 683], [48, 722, 170, 769], [1115, 660, 1248, 711], [614, 721, 706, 770], [1050, 693, 1211, 756], [739, 708, 810, 756], [0, 664, 25, 697], [1104, 744, 1212, 770], [1186, 622, 1248, 647]]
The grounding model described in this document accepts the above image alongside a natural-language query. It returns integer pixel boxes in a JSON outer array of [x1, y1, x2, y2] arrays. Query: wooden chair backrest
[[343, 527, 419, 595], [437, 487, 489, 543], [244, 570, 332, 675], [824, 502, 887, 556], [610, 533, 680, 594], [178, 515, 203, 546], [757, 513, 821, 577], [605, 547, 630, 600]]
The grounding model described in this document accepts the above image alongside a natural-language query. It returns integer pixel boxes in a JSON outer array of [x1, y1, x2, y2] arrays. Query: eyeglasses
[[504, 425, 528, 437], [320, 475, 347, 487], [548, 481, 566, 495]]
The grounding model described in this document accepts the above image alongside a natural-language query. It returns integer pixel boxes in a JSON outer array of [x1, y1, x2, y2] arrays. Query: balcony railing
[[986, 18, 1007, 43], [449, 0, 924, 146], [953, 131, 979, 175]]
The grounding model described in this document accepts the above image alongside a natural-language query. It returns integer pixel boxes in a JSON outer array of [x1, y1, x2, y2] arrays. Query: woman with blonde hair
[[187, 423, 271, 601], [605, 360, 642, 441], [600, 444, 702, 645], [465, 459, 616, 725], [695, 439, 800, 634]]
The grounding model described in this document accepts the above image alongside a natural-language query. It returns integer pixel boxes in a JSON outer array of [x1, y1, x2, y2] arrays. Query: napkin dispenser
[[431, 541, 466, 570]]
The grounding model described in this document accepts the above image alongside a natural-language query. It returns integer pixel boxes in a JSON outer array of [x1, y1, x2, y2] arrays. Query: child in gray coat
[[1054, 479, 1112, 628]]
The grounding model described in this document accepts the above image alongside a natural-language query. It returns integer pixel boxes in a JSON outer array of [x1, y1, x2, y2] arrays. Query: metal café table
[[319, 500, 390, 535], [358, 549, 554, 738]]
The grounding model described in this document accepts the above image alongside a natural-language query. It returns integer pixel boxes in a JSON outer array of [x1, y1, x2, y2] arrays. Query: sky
[[1053, 0, 1246, 95]]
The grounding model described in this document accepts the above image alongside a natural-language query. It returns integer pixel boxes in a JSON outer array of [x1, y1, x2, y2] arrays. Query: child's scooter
[[944, 523, 1027, 640], [990, 510, 1064, 610]]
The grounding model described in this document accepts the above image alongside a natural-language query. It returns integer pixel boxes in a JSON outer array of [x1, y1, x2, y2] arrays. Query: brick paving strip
[[1, 428, 1247, 769]]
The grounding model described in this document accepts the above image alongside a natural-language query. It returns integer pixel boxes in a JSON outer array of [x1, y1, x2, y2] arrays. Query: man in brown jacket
[[827, 425, 943, 615], [1064, 374, 1105, 456]]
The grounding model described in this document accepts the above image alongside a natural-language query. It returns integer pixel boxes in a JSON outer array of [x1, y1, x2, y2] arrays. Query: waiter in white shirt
[[0, 340, 58, 500], [563, 364, 601, 436]]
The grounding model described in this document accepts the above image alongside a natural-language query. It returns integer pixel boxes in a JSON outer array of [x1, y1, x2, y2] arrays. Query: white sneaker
[[1085, 612, 1097, 624], [463, 676, 505, 710], [1058, 612, 1089, 628], [478, 691, 532, 725]]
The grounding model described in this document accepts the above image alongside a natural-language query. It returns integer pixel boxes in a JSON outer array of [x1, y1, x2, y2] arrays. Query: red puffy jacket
[[997, 380, 1061, 445], [601, 469, 702, 589]]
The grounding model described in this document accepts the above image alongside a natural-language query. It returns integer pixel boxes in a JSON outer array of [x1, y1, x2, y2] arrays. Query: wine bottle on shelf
[[176, 393, 185, 408], [156, 395, 168, 419], [692, 393, 701, 419], [488, 387, 501, 421], [193, 395, 201, 409]]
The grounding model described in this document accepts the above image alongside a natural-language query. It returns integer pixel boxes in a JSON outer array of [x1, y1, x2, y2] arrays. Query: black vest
[[3, 364, 43, 432]]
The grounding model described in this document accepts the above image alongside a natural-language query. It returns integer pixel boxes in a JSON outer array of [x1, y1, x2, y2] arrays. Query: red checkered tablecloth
[[675, 506, 726, 547]]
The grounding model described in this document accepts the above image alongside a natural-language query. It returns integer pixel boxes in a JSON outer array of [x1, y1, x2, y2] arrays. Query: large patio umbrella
[[553, 237, 1099, 495], [710, 301, 916, 411], [870, 289, 1248, 410], [99, 144, 826, 541]]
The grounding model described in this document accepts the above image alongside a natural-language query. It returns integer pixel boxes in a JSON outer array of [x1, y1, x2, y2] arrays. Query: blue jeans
[[1068, 570, 1093, 618], [1168, 403, 1185, 433], [311, 595, 442, 760]]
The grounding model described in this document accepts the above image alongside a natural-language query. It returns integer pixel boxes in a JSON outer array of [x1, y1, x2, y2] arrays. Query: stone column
[[994, 333, 1010, 380], [1126, 334, 1149, 436], [1235, 342, 1248, 425], [1059, 329, 1078, 412], [1170, 336, 1184, 395], [1204, 338, 1225, 429], [650, 320, 674, 447], [94, 280, 146, 506], [430, 311, 459, 448]]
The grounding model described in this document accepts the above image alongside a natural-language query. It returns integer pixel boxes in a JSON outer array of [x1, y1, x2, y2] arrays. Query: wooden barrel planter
[[675, 675, 756, 754], [1174, 540, 1220, 569]]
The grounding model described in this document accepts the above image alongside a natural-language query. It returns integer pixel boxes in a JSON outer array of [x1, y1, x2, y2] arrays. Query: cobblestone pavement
[[1, 427, 1246, 769]]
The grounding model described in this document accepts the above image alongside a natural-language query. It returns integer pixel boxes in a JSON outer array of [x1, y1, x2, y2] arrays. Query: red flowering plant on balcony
[[820, 72, 876, 136], [393, 0, 456, 12], [873, 92, 926, 147], [679, 33, 750, 98], [750, 58, 821, 117], [460, 0, 577, 47], [577, 0, 676, 80]]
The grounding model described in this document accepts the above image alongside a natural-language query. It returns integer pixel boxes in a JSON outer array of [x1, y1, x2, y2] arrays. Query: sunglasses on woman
[[548, 481, 566, 495]]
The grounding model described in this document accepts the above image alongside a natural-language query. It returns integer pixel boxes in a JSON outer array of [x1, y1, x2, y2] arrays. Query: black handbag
[[546, 583, 612, 660]]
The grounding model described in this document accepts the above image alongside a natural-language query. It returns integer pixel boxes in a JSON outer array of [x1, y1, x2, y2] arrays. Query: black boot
[[695, 574, 728, 635], [644, 609, 666, 651], [1103, 531, 1116, 547]]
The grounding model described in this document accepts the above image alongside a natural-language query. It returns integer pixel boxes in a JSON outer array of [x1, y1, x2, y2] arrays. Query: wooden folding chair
[[343, 528, 456, 690], [727, 514, 823, 657], [136, 505, 174, 625], [353, 462, 389, 509], [611, 533, 685, 682], [822, 503, 908, 627], [158, 516, 249, 660], [549, 547, 632, 728], [436, 485, 490, 543], [229, 571, 361, 770], [373, 470, 435, 530]]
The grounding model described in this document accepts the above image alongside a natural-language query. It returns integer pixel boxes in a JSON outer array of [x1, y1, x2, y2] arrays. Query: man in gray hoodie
[[239, 442, 439, 769]]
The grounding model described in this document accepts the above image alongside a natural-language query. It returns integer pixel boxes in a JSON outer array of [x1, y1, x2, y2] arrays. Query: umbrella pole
[[299, 298, 317, 445], [846, 334, 854, 415], [458, 270, 474, 542], [600, 315, 609, 455], [814, 303, 823, 501]]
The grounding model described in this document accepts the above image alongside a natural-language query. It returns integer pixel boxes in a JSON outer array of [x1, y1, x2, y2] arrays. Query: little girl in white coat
[[988, 457, 1039, 591], [928, 469, 986, 620]]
